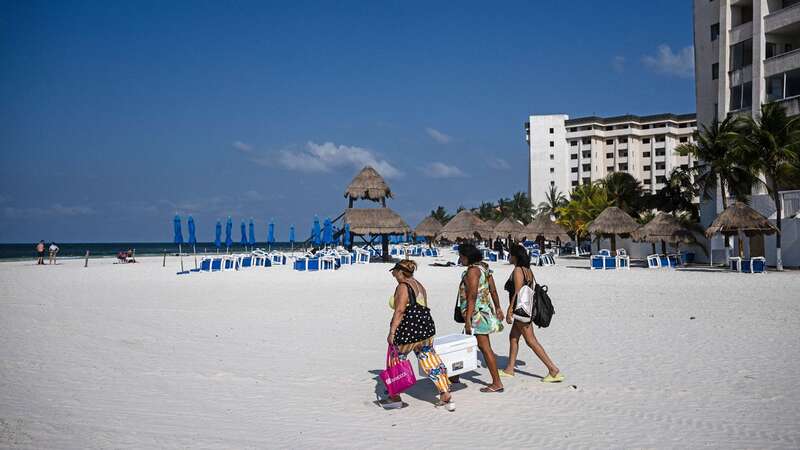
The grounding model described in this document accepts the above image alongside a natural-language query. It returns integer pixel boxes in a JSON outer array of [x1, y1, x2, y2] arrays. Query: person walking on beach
[[35, 240, 45, 265], [385, 260, 455, 411], [456, 243, 505, 393], [501, 244, 563, 382], [48, 242, 59, 265]]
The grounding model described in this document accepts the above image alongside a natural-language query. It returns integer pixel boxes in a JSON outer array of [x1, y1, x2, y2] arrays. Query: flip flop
[[380, 400, 406, 410], [499, 370, 514, 378], [541, 373, 565, 383], [435, 400, 456, 412], [479, 386, 505, 393]]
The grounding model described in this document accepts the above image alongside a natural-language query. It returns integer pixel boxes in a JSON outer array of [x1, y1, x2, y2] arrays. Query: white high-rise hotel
[[524, 114, 697, 207], [693, 0, 800, 265]]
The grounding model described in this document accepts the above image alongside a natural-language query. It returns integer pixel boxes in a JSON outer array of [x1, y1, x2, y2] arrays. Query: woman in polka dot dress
[[385, 259, 454, 411]]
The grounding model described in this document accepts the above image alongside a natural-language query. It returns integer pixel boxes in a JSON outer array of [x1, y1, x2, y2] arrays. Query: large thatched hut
[[526, 214, 570, 242], [414, 216, 443, 239], [634, 212, 694, 254], [343, 208, 410, 236], [439, 210, 492, 241], [493, 217, 526, 240], [705, 202, 778, 258], [344, 166, 392, 207], [587, 206, 639, 252]]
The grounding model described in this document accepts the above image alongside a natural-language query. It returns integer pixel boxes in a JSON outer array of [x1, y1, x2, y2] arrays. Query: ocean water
[[0, 242, 302, 261]]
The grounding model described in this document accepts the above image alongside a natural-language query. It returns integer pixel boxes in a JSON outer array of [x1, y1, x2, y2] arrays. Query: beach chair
[[270, 252, 288, 266], [338, 252, 352, 265], [728, 256, 742, 272], [603, 256, 618, 270], [239, 255, 253, 268], [616, 249, 630, 270], [646, 254, 660, 268], [740, 258, 752, 273], [750, 256, 767, 273], [252, 251, 267, 267], [200, 256, 216, 272], [487, 250, 499, 262], [668, 253, 682, 267], [222, 255, 237, 271], [320, 255, 337, 271], [590, 254, 605, 270], [540, 252, 555, 266], [659, 255, 672, 268], [354, 247, 370, 264]]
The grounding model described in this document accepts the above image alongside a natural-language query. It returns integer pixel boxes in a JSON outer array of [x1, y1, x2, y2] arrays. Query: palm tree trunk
[[720, 179, 730, 249], [611, 235, 617, 253], [772, 180, 783, 270]]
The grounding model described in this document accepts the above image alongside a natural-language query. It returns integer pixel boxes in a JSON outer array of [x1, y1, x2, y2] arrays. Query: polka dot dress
[[394, 283, 436, 345]]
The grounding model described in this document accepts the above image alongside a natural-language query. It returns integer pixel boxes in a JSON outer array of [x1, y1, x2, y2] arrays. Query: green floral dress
[[458, 264, 504, 335]]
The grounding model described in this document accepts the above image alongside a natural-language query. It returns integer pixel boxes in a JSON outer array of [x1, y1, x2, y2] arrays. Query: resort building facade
[[693, 0, 800, 265], [524, 113, 697, 207]]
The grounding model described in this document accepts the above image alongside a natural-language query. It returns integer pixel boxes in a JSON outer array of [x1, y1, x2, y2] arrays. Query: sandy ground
[[1, 252, 799, 449]]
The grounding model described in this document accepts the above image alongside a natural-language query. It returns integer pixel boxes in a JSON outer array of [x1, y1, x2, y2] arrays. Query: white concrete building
[[524, 113, 697, 207], [693, 0, 800, 266]]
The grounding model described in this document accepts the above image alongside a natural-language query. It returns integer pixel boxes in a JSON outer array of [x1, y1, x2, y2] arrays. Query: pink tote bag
[[380, 345, 416, 396]]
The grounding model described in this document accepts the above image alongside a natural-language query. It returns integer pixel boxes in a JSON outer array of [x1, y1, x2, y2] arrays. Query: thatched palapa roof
[[633, 213, 694, 244], [705, 202, 779, 237], [483, 219, 498, 229], [344, 166, 392, 202], [439, 210, 492, 241], [526, 214, 570, 241], [414, 216, 443, 238], [587, 206, 640, 236], [344, 208, 410, 235], [493, 217, 526, 240]]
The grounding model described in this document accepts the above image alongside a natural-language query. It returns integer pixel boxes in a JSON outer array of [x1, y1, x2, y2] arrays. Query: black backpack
[[532, 284, 554, 328]]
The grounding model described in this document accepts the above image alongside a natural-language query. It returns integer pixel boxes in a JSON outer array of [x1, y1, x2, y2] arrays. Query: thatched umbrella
[[344, 166, 392, 207], [526, 214, 570, 242], [705, 201, 778, 258], [414, 216, 443, 240], [439, 210, 492, 241], [484, 219, 498, 229], [344, 208, 410, 260], [493, 217, 526, 240], [634, 212, 694, 254], [587, 206, 639, 252]]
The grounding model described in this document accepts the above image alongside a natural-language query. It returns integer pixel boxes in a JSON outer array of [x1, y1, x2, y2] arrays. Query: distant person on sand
[[48, 242, 59, 265], [456, 243, 505, 393], [384, 259, 454, 411], [501, 244, 563, 382], [35, 240, 45, 265]]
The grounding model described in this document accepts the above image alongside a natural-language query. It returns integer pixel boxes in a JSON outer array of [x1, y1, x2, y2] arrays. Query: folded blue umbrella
[[215, 220, 222, 249], [225, 217, 233, 250], [343, 223, 351, 246], [312, 216, 321, 246], [268, 220, 275, 245], [173, 215, 184, 245], [322, 218, 333, 246], [289, 225, 295, 244], [248, 219, 256, 247], [240, 221, 247, 247], [187, 216, 197, 246]]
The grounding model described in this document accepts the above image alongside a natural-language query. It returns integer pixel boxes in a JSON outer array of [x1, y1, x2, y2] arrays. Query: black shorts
[[37, 251, 45, 257]]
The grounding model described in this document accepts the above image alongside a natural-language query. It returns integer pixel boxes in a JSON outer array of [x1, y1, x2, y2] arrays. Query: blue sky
[[0, 0, 696, 242]]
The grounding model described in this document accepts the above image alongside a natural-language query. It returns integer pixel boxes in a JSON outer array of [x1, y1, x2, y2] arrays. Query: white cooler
[[418, 333, 478, 377]]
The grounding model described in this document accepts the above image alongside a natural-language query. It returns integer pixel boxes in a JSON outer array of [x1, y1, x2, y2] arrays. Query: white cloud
[[488, 158, 511, 170], [422, 162, 466, 178], [425, 127, 452, 144], [277, 141, 402, 179], [232, 141, 254, 153], [612, 55, 625, 73], [3, 203, 96, 218], [642, 45, 695, 78]]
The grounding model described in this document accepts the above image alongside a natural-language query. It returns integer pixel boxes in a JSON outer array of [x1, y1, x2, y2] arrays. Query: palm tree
[[676, 116, 756, 210], [508, 191, 534, 224], [430, 206, 452, 224], [649, 167, 699, 220], [599, 172, 644, 216], [737, 102, 800, 270], [556, 183, 613, 253], [476, 201, 498, 222], [537, 186, 567, 219]]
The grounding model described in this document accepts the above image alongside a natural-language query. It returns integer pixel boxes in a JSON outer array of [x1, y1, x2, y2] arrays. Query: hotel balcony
[[774, 96, 800, 115], [764, 48, 800, 78], [766, 2, 800, 34]]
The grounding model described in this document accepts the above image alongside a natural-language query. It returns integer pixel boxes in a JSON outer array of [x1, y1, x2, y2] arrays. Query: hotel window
[[681, 164, 689, 171], [549, 128, 554, 134], [605, 126, 613, 131], [642, 138, 651, 144], [766, 42, 777, 59], [607, 166, 614, 173], [581, 137, 591, 145], [618, 150, 628, 157], [571, 153, 578, 160], [571, 167, 578, 173], [656, 176, 667, 184], [679, 123, 688, 128], [729, 82, 753, 110], [550, 141, 554, 147], [619, 163, 628, 171], [550, 181, 555, 187], [582, 151, 591, 158], [572, 181, 579, 187], [643, 179, 652, 185], [570, 140, 578, 146], [619, 137, 628, 144], [642, 124, 651, 129], [644, 165, 651, 171], [568, 127, 577, 132], [643, 151, 651, 158], [656, 149, 666, 156], [766, 74, 785, 102], [617, 124, 630, 130], [786, 68, 800, 98], [606, 152, 613, 158], [582, 164, 591, 171], [680, 137, 688, 143], [712, 63, 719, 80], [606, 139, 613, 145], [656, 162, 666, 170], [582, 177, 591, 185], [550, 167, 555, 173], [549, 154, 555, 160], [730, 39, 753, 71], [656, 135, 665, 142], [710, 23, 719, 41]]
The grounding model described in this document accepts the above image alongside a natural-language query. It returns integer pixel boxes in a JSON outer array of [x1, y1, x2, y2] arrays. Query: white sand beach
[[1, 253, 799, 449]]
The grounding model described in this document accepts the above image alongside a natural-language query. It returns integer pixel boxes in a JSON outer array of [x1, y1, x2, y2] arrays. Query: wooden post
[[162, 250, 167, 267], [84, 250, 89, 267]]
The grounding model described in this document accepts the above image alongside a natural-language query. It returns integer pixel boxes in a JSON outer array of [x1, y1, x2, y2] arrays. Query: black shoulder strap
[[401, 282, 418, 307]]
